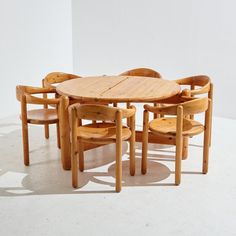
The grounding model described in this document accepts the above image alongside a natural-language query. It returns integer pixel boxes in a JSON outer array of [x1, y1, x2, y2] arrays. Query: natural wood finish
[[144, 97, 209, 116], [59, 96, 70, 170], [120, 68, 162, 121], [149, 118, 204, 137], [76, 123, 132, 143], [142, 97, 211, 185], [43, 72, 80, 89], [57, 76, 181, 170], [175, 75, 211, 96], [23, 109, 58, 124], [120, 68, 162, 78], [141, 110, 149, 174], [175, 106, 183, 185], [203, 99, 212, 174], [129, 106, 136, 176], [69, 104, 136, 192], [16, 85, 60, 166], [208, 83, 213, 146], [115, 110, 122, 192], [42, 79, 49, 139], [175, 75, 213, 145], [56, 76, 180, 103], [135, 131, 175, 145]]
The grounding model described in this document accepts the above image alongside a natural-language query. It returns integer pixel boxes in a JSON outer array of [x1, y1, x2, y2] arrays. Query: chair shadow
[[0, 124, 177, 197]]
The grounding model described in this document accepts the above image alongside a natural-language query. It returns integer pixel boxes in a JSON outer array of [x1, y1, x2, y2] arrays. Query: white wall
[[0, 0, 73, 118], [72, 0, 236, 119]]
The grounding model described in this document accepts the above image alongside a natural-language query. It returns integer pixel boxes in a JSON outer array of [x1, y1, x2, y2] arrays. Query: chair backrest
[[145, 97, 209, 116], [16, 85, 59, 105], [119, 68, 162, 78], [43, 72, 81, 88], [69, 104, 135, 122], [175, 75, 211, 96]]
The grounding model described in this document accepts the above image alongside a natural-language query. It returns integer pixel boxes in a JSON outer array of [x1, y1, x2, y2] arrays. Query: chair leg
[[175, 136, 183, 185], [141, 110, 149, 174], [79, 140, 84, 172], [202, 130, 210, 174], [129, 115, 135, 176], [203, 99, 211, 174], [22, 121, 29, 166], [116, 111, 122, 193], [116, 139, 122, 193], [44, 124, 49, 139], [72, 149, 78, 188], [56, 122, 61, 149], [175, 106, 183, 185]]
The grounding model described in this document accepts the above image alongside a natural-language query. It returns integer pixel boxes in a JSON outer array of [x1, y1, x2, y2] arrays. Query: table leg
[[136, 131, 189, 159], [59, 96, 71, 170]]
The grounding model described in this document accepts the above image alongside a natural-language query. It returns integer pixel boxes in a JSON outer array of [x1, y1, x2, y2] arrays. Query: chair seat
[[149, 117, 204, 137], [77, 122, 131, 143], [23, 109, 58, 124]]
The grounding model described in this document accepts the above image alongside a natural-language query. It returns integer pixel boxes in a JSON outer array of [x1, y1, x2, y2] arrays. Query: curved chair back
[[144, 97, 209, 116], [43, 72, 81, 88], [69, 104, 135, 122], [175, 75, 211, 96], [119, 68, 162, 78], [16, 85, 59, 105]]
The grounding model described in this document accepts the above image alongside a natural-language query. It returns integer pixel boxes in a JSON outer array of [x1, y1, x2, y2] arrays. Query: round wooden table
[[56, 75, 180, 103], [56, 75, 184, 170]]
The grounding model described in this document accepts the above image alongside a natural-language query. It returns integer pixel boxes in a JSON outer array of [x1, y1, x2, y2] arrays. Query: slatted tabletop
[[56, 76, 180, 102]]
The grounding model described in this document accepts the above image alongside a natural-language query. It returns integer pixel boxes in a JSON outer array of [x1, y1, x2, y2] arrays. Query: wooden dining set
[[16, 68, 213, 192]]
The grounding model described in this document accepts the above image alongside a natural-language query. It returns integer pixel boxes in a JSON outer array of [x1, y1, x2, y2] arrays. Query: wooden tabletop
[[56, 76, 180, 103]]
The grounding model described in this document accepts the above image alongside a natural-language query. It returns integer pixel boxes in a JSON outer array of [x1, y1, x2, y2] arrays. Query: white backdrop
[[72, 0, 236, 119], [1, 1, 236, 119], [0, 0, 73, 118]]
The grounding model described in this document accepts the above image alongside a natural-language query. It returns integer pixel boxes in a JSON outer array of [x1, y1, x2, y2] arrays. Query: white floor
[[0, 114, 236, 236]]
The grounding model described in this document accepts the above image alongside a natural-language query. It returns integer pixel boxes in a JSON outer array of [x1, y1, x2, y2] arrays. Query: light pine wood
[[135, 130, 175, 145], [175, 75, 213, 145], [175, 106, 183, 185], [149, 117, 204, 137], [42, 79, 49, 139], [43, 72, 80, 89], [69, 104, 136, 192], [120, 68, 162, 121], [120, 68, 162, 78], [142, 97, 211, 185], [56, 76, 180, 103], [203, 99, 212, 174], [57, 75, 181, 170], [76, 123, 132, 143], [16, 85, 60, 166], [175, 75, 211, 96], [208, 83, 213, 147], [144, 97, 209, 116], [115, 110, 122, 192], [70, 106, 78, 187], [141, 110, 149, 174], [129, 105, 136, 176], [21, 94, 29, 166], [59, 95, 71, 170]]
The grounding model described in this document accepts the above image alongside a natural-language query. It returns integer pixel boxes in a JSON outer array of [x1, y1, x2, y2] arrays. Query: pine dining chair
[[69, 104, 136, 192], [16, 85, 60, 166], [174, 75, 213, 145], [142, 96, 212, 185], [119, 67, 162, 121]]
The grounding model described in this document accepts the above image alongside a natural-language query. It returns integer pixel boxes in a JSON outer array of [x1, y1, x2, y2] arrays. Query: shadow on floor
[[0, 123, 199, 196]]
